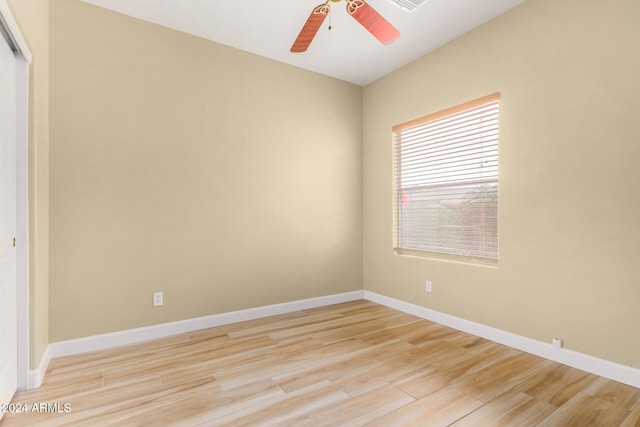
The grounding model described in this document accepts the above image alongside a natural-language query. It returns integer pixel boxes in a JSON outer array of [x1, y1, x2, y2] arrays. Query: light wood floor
[[3, 300, 640, 426]]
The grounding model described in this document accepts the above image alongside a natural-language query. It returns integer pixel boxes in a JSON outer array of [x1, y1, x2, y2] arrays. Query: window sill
[[393, 248, 499, 268]]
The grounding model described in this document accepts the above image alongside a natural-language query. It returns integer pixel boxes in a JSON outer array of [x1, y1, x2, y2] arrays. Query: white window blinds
[[393, 93, 499, 260]]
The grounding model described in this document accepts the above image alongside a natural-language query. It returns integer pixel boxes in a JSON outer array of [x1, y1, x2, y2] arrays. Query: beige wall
[[48, 0, 363, 341], [363, 0, 640, 367], [7, 0, 50, 370]]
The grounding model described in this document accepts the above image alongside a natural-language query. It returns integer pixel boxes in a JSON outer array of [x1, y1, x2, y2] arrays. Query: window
[[393, 93, 499, 260]]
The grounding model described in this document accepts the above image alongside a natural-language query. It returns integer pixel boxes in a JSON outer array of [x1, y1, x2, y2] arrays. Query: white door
[[0, 30, 18, 410]]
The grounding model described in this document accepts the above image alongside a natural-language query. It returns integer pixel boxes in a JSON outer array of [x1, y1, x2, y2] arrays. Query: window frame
[[392, 93, 500, 264]]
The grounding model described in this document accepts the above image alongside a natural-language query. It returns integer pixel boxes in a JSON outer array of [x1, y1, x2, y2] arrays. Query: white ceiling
[[82, 0, 526, 86]]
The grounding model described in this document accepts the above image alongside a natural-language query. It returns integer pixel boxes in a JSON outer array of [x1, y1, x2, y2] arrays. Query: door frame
[[0, 0, 32, 391]]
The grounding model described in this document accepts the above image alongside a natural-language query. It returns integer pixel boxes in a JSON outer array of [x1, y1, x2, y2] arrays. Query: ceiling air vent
[[387, 0, 428, 13]]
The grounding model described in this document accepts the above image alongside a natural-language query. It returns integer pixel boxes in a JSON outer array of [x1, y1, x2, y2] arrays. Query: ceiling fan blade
[[346, 0, 400, 45], [290, 4, 330, 53]]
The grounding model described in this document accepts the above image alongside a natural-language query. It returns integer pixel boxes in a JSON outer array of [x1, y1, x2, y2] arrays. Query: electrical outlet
[[153, 291, 163, 307], [425, 280, 433, 293], [551, 338, 562, 349]]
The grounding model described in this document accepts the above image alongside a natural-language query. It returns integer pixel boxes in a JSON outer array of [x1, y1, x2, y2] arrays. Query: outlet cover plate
[[153, 292, 163, 307]]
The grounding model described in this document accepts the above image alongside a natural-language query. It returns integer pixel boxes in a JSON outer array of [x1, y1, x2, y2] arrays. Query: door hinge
[[13, 237, 16, 247]]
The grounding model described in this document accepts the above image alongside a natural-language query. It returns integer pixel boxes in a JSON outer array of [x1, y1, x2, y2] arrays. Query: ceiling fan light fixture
[[387, 0, 428, 13]]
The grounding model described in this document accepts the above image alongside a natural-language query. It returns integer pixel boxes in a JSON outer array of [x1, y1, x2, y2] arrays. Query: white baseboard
[[25, 345, 50, 390], [50, 291, 364, 358], [363, 291, 640, 389]]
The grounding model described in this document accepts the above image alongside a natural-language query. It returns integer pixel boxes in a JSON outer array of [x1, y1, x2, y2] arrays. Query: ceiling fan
[[291, 0, 400, 53]]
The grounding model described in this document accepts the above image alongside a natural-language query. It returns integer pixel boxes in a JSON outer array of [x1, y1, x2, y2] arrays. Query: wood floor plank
[[357, 318, 437, 345], [453, 350, 556, 402], [333, 343, 452, 396], [225, 311, 344, 341], [407, 322, 465, 346], [583, 377, 640, 411], [210, 380, 348, 426], [5, 373, 104, 404], [394, 341, 517, 399], [442, 332, 492, 349], [205, 337, 361, 393], [535, 391, 631, 427], [280, 384, 414, 427], [366, 385, 483, 427], [619, 402, 640, 427], [310, 312, 422, 344], [3, 300, 638, 426], [267, 312, 377, 341], [275, 339, 414, 393], [450, 389, 556, 427], [516, 362, 599, 406]]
